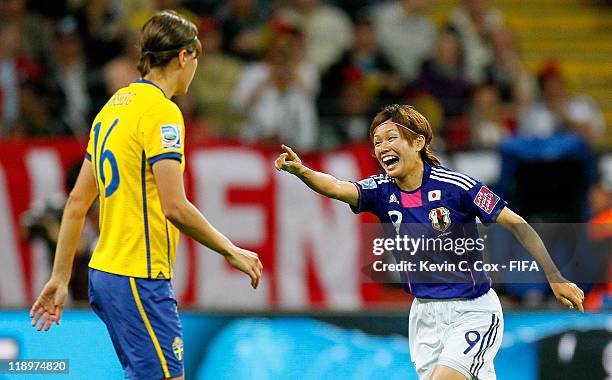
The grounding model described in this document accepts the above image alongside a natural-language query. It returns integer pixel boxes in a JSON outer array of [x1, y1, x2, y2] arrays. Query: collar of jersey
[[132, 79, 167, 97], [395, 161, 431, 194]]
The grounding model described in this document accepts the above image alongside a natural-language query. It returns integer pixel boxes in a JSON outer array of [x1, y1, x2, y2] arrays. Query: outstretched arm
[[275, 145, 359, 207], [496, 207, 585, 311], [31, 159, 98, 331], [153, 159, 263, 289]]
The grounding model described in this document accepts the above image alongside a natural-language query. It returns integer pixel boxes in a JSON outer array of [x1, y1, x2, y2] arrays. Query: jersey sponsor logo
[[473, 186, 500, 214], [172, 337, 184, 361], [429, 206, 451, 232], [161, 125, 181, 149], [389, 193, 399, 204], [428, 190, 441, 202], [358, 178, 377, 189]]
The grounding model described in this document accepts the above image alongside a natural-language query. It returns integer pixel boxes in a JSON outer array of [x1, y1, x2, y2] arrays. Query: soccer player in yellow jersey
[[30, 11, 262, 380]]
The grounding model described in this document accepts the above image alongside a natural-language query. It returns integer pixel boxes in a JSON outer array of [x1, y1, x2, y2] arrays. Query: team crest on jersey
[[358, 178, 377, 189], [429, 207, 451, 232], [172, 337, 184, 361], [161, 124, 181, 149], [389, 194, 399, 204], [473, 186, 500, 214]]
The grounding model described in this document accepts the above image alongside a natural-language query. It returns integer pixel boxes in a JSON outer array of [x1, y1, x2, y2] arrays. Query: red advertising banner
[[0, 139, 406, 310]]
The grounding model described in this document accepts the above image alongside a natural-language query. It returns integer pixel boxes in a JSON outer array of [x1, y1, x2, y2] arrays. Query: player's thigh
[[130, 276, 185, 380], [441, 307, 504, 380], [89, 270, 184, 379], [430, 364, 470, 380], [409, 299, 444, 380]]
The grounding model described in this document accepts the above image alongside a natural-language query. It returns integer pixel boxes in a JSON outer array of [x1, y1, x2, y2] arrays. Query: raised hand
[[225, 248, 263, 289], [274, 145, 304, 175], [30, 278, 68, 331]]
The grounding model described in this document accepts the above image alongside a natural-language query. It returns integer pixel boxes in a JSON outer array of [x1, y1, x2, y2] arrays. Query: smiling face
[[372, 123, 425, 179]]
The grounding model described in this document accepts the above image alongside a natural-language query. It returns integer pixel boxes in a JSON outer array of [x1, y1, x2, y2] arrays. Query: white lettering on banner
[[0, 165, 26, 306], [25, 149, 65, 299], [277, 153, 361, 310], [191, 149, 270, 309]]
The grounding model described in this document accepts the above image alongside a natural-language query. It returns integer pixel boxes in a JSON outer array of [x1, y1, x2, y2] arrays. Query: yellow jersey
[[87, 79, 185, 279]]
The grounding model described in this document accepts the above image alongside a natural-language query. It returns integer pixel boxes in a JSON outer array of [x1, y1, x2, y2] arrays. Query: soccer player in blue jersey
[[275, 104, 584, 380]]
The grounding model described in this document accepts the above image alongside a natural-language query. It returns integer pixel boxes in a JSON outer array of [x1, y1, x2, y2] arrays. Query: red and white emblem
[[428, 190, 441, 202], [473, 186, 500, 214], [429, 207, 451, 232]]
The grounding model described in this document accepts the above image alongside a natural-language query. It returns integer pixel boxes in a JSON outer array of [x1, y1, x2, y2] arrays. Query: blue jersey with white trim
[[351, 162, 507, 299]]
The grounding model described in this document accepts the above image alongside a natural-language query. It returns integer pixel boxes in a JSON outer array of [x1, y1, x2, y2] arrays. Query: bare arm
[[31, 159, 99, 330], [152, 159, 262, 288], [496, 207, 585, 311], [274, 145, 359, 207]]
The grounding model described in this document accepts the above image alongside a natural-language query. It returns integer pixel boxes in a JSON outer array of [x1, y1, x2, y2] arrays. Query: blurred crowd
[[5, 0, 612, 309], [0, 0, 606, 153]]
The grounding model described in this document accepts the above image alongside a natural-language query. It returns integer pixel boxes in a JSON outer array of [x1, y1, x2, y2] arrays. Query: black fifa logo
[[429, 207, 451, 232]]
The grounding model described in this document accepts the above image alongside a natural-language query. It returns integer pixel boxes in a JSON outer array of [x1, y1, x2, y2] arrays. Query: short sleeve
[[464, 181, 507, 224], [350, 176, 382, 214], [140, 101, 185, 166]]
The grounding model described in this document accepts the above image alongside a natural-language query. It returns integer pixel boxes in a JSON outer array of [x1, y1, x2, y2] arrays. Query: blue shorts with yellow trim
[[88, 269, 184, 380]]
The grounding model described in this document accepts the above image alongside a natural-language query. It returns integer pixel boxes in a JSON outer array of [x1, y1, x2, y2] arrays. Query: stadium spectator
[[74, 0, 126, 68], [468, 83, 515, 148], [232, 28, 318, 151], [216, 0, 271, 61], [277, 0, 353, 74], [126, 0, 200, 32], [444, 83, 515, 150], [48, 16, 97, 137], [372, 0, 436, 82], [319, 80, 372, 149], [0, 0, 53, 66], [21, 162, 99, 301], [0, 20, 42, 136], [319, 16, 402, 117], [414, 27, 471, 118], [103, 32, 140, 95], [585, 181, 612, 310], [189, 17, 244, 137], [485, 26, 535, 105], [518, 60, 606, 147], [449, 0, 504, 84], [12, 80, 62, 136]]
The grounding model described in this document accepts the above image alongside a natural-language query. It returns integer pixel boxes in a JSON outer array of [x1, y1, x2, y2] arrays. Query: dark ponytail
[[137, 10, 201, 77], [421, 145, 441, 166]]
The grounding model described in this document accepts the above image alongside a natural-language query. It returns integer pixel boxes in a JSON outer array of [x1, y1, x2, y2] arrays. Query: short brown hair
[[137, 10, 202, 77], [370, 104, 441, 166]]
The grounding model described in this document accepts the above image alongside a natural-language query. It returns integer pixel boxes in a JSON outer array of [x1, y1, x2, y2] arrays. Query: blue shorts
[[88, 269, 184, 379]]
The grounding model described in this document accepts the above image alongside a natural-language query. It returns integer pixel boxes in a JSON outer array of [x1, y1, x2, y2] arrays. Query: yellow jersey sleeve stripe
[[129, 277, 171, 378], [149, 152, 183, 166], [141, 152, 152, 278]]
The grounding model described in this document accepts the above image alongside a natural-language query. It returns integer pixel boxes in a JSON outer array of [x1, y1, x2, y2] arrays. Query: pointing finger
[[281, 145, 298, 160]]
